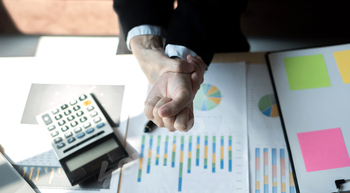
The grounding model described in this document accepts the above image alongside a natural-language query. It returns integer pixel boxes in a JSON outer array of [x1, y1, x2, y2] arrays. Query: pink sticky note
[[297, 127, 350, 172]]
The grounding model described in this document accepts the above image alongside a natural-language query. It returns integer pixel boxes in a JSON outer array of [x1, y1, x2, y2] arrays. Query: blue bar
[[272, 148, 276, 165], [280, 148, 285, 158], [229, 161, 232, 172], [137, 178, 141, 182], [290, 187, 295, 193], [255, 190, 260, 193], [221, 160, 224, 169], [147, 165, 150, 173], [264, 148, 268, 153], [256, 148, 260, 157], [264, 184, 268, 193], [273, 187, 277, 193], [172, 162, 175, 167], [212, 168, 215, 173], [178, 177, 182, 192]]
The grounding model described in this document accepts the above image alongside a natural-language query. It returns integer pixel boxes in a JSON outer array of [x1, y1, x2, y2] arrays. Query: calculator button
[[57, 142, 65, 149], [64, 132, 73, 138], [70, 100, 77, 106], [83, 122, 91, 129], [86, 128, 94, 134], [70, 121, 78, 127], [80, 117, 87, 123], [73, 105, 81, 111], [52, 108, 59, 114], [48, 125, 56, 131], [58, 120, 66, 126], [94, 117, 101, 123], [42, 114, 52, 125], [55, 114, 63, 120], [61, 126, 69, 132], [76, 132, 85, 139], [79, 94, 87, 101], [96, 123, 105, 129], [64, 110, 72, 116], [61, 104, 68, 110], [83, 100, 91, 106], [67, 137, 76, 144], [87, 106, 94, 111], [90, 111, 98, 117], [51, 131, 59, 137], [67, 115, 75, 121], [74, 127, 82, 134], [54, 137, 62, 144], [76, 111, 84, 117]]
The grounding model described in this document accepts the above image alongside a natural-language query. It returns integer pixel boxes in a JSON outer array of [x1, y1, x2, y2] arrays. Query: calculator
[[36, 93, 128, 186]]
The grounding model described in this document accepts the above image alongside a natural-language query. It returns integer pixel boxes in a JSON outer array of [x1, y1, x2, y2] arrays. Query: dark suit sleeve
[[113, 0, 174, 42], [166, 0, 250, 65]]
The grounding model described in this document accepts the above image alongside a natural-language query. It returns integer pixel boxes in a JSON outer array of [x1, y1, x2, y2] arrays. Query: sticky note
[[297, 128, 350, 172], [284, 54, 331, 90], [333, 50, 350, 84]]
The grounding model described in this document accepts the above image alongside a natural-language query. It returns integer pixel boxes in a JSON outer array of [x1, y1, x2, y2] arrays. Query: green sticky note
[[284, 54, 331, 90]]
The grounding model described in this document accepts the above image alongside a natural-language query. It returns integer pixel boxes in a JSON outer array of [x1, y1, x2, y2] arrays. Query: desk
[[0, 52, 266, 193]]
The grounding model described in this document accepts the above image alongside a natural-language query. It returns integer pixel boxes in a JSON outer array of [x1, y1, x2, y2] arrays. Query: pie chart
[[194, 84, 221, 111], [258, 94, 279, 117]]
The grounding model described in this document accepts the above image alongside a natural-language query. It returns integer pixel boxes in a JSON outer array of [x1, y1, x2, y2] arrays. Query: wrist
[[130, 35, 163, 51]]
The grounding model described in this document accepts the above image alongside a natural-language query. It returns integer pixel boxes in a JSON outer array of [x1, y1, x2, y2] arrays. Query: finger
[[153, 97, 172, 127], [174, 107, 194, 132], [144, 96, 161, 120], [160, 57, 194, 74], [158, 88, 191, 117], [163, 116, 176, 132]]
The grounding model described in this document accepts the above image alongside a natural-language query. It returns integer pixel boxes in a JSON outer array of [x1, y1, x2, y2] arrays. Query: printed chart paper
[[120, 62, 249, 193], [247, 64, 296, 193]]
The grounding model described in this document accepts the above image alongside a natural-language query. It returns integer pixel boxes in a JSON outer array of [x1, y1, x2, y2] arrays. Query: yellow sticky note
[[333, 50, 350, 84]]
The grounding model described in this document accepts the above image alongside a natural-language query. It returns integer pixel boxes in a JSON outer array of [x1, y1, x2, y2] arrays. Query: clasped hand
[[130, 35, 206, 132]]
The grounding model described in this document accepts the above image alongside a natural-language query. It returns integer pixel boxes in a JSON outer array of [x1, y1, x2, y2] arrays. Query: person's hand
[[144, 55, 206, 132], [130, 35, 195, 85], [144, 72, 194, 132]]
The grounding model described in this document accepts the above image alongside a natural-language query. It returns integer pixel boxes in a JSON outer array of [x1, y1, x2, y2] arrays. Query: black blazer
[[113, 0, 250, 65]]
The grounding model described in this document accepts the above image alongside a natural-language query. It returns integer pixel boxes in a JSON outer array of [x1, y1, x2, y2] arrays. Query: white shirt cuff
[[126, 25, 167, 51], [165, 44, 198, 61]]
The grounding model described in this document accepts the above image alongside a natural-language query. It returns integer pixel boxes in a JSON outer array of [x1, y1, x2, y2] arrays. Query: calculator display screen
[[65, 138, 119, 172]]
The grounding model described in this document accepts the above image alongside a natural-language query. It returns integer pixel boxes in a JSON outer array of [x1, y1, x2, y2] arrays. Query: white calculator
[[36, 93, 128, 186]]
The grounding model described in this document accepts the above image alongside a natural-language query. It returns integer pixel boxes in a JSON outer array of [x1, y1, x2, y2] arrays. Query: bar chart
[[254, 148, 295, 193], [130, 133, 246, 192]]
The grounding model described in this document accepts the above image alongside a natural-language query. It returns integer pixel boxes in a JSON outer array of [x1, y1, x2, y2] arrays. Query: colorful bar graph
[[229, 136, 232, 172], [164, 135, 169, 166], [212, 136, 216, 173], [272, 148, 277, 193], [172, 136, 177, 167], [280, 149, 286, 193], [264, 148, 268, 193], [255, 148, 260, 193], [138, 135, 145, 182], [178, 136, 184, 192], [290, 163, 295, 193], [147, 135, 153, 173], [156, 135, 161, 165], [204, 136, 208, 169], [196, 136, 200, 166], [188, 136, 192, 173], [220, 136, 224, 169]]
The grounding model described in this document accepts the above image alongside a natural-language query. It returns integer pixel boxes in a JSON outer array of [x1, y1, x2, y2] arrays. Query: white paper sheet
[[247, 64, 295, 193]]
